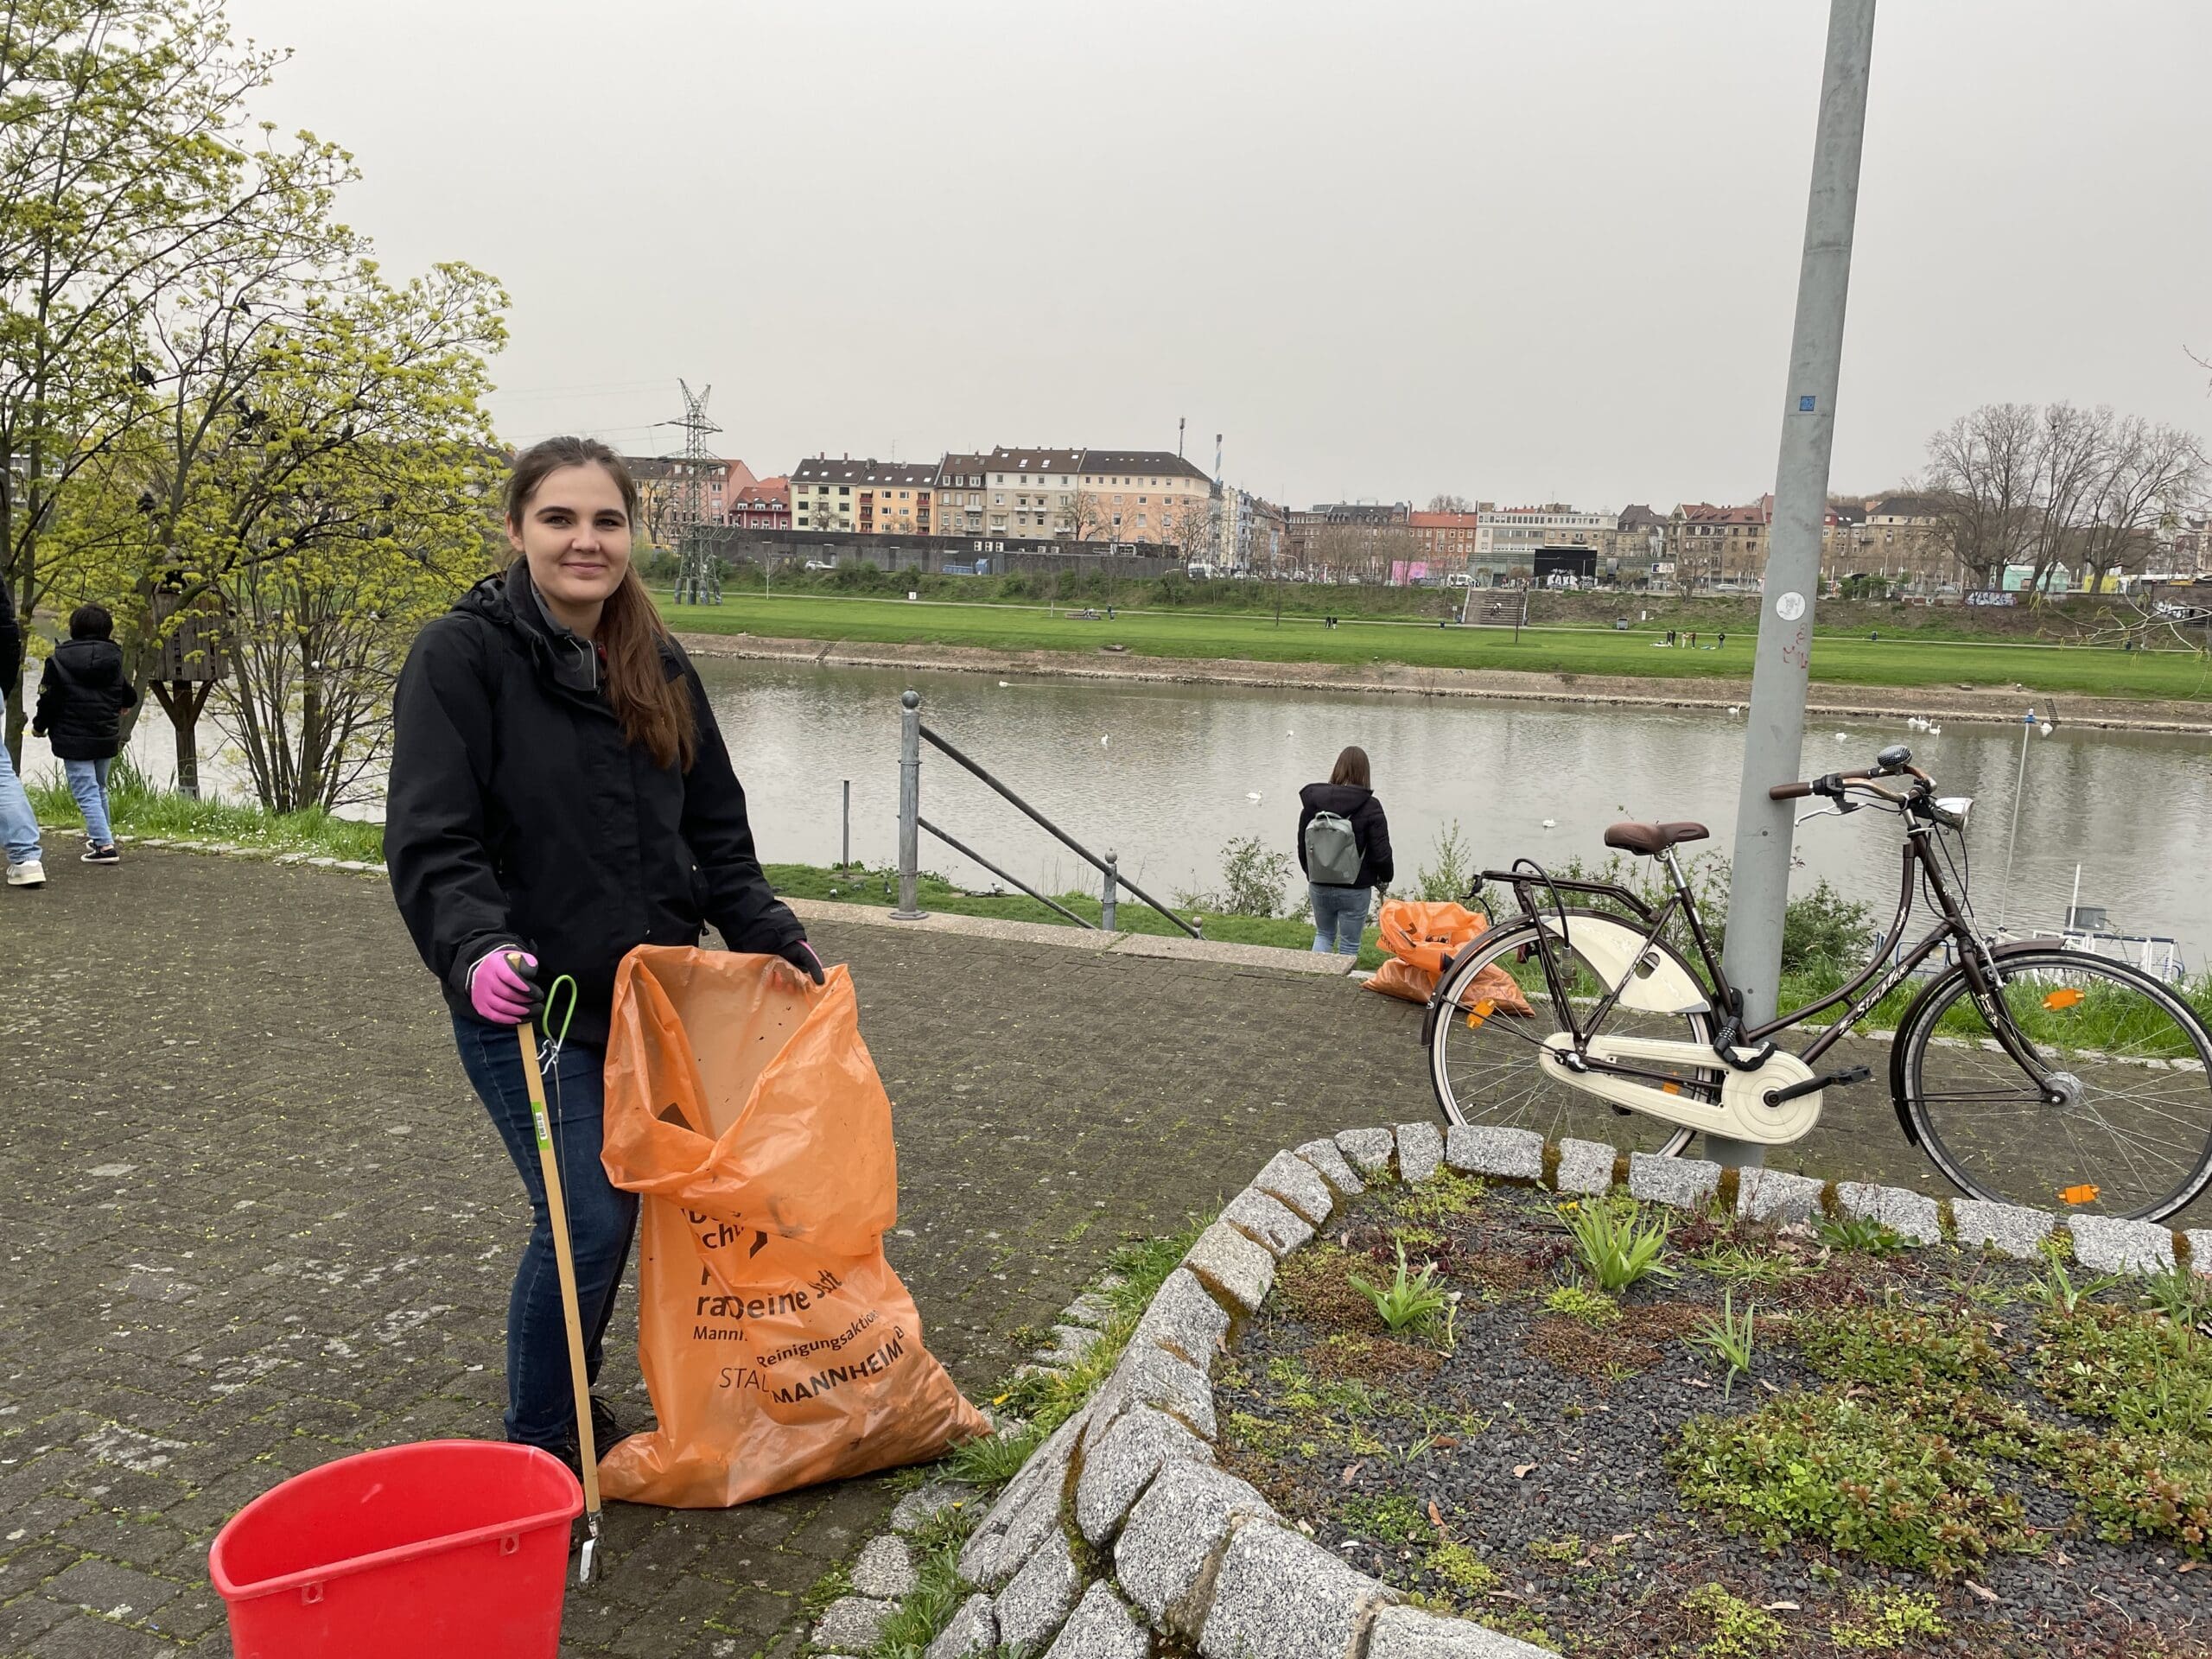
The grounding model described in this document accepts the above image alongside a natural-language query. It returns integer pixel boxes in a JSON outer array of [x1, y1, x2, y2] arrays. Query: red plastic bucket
[[209, 1440, 582, 1658]]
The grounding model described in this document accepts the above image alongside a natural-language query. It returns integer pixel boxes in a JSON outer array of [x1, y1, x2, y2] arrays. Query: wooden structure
[[144, 584, 228, 798]]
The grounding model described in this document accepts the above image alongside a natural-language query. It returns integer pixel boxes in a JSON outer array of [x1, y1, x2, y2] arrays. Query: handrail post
[[1102, 849, 1118, 932], [892, 690, 925, 920]]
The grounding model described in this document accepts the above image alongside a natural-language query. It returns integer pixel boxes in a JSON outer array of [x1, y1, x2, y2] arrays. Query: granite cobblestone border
[[813, 1127, 2205, 1658]]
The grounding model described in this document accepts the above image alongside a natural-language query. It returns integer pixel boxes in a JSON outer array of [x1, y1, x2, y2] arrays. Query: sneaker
[[82, 844, 120, 864], [589, 1395, 635, 1452], [4, 860, 45, 888]]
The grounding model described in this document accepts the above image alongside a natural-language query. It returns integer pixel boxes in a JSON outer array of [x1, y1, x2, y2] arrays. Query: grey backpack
[[1304, 810, 1363, 886]]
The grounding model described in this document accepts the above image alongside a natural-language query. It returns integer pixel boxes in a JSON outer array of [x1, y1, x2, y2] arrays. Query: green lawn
[[662, 592, 2212, 702]]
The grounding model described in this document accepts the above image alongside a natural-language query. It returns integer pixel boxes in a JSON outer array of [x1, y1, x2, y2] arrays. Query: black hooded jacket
[[33, 638, 138, 760], [384, 563, 804, 1046], [1296, 782, 1394, 890]]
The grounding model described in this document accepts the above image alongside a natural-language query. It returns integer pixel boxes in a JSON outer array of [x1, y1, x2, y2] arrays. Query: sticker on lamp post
[[1776, 592, 1806, 621], [1799, 395, 1816, 411]]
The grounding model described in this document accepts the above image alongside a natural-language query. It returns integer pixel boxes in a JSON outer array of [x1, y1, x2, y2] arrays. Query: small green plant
[[1683, 1290, 1758, 1398], [1525, 1532, 1584, 1562], [1424, 1538, 1498, 1597], [799, 1560, 853, 1618], [1342, 1492, 1430, 1542], [1688, 1243, 1806, 1287], [1670, 1386, 2032, 1578], [1415, 818, 1477, 902], [2022, 1236, 2125, 1313], [1813, 1212, 1910, 1256], [1542, 1284, 1622, 1329], [1796, 1304, 2006, 1391], [1211, 835, 1295, 917], [1564, 1197, 1673, 1293], [1827, 1586, 1948, 1651], [1348, 1241, 1452, 1332], [1394, 1169, 1486, 1224], [1678, 1581, 1786, 1658], [944, 1421, 1044, 1486], [2142, 1263, 2212, 1326]]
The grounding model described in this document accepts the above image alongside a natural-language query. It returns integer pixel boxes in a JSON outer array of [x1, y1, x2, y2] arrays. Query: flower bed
[[812, 1126, 2209, 1659], [1221, 1145, 2212, 1658]]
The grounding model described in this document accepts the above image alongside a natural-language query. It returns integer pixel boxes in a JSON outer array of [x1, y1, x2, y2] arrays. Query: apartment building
[[1218, 487, 1288, 570], [625, 455, 759, 544], [1076, 450, 1213, 544], [1666, 499, 1773, 588], [1287, 501, 1411, 571], [934, 453, 990, 537], [791, 456, 938, 535], [1604, 505, 1669, 582], [728, 476, 790, 531], [955, 447, 1078, 540], [1408, 511, 1481, 573]]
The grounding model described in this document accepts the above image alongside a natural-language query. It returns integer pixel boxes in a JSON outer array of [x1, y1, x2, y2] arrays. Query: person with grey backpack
[[1296, 745, 1393, 956]]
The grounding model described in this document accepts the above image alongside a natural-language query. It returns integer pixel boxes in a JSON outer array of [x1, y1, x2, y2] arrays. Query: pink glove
[[469, 949, 543, 1024]]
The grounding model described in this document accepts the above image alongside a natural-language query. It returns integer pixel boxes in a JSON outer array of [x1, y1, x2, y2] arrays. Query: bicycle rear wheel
[[1427, 916, 1702, 1158], [1897, 950, 2212, 1222]]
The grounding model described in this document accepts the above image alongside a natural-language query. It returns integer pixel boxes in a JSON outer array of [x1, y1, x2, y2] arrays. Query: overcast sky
[[225, 1, 2210, 512]]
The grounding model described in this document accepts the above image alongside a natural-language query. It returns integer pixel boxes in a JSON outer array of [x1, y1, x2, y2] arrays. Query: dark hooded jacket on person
[[33, 637, 138, 760], [0, 576, 22, 704], [1295, 781, 1394, 891], [384, 560, 804, 1047]]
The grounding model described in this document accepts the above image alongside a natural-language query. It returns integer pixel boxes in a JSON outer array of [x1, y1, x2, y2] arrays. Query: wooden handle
[[516, 1020, 601, 1517]]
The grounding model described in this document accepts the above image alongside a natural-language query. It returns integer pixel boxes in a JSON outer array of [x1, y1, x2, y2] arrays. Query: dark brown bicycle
[[1424, 745, 2212, 1222]]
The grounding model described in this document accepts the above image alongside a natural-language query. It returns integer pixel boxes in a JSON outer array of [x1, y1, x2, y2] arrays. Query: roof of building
[[985, 447, 1083, 478], [1078, 449, 1211, 482], [1311, 501, 1411, 524], [1677, 499, 1772, 526], [734, 475, 789, 505], [937, 453, 990, 484], [791, 455, 938, 488], [1408, 512, 1481, 529], [1827, 500, 1867, 526], [1869, 493, 1942, 519], [1618, 504, 1665, 530]]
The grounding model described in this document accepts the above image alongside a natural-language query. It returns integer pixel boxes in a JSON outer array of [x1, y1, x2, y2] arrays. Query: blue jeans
[[66, 758, 112, 847], [452, 1014, 639, 1452], [0, 732, 39, 866], [1310, 883, 1370, 955]]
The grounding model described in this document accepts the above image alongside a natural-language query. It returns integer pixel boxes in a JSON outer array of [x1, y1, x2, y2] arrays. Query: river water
[[23, 656, 2211, 966]]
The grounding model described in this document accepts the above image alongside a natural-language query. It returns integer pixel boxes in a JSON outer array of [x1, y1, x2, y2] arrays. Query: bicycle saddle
[[1603, 820, 1711, 856]]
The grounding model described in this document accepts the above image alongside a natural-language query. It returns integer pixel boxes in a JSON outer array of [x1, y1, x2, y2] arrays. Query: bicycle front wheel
[[1428, 915, 1701, 1158], [1898, 950, 2212, 1222]]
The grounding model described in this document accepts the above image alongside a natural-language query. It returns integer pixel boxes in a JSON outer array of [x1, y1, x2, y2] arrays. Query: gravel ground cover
[[1212, 1168, 2212, 1658]]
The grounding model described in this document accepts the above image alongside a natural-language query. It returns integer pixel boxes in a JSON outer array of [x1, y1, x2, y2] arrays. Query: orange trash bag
[[1365, 899, 1533, 1015], [596, 945, 988, 1508]]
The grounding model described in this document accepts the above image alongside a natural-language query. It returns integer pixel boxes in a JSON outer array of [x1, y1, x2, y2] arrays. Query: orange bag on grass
[[1364, 899, 1534, 1016], [596, 945, 988, 1508]]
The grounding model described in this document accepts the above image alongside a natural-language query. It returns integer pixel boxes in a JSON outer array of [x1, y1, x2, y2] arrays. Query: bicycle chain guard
[[1536, 1033, 1825, 1145]]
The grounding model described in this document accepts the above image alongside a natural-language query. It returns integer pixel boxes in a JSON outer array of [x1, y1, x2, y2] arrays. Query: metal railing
[[891, 689, 1199, 937]]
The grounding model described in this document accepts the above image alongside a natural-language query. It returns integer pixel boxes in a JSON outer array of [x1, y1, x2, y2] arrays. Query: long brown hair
[[507, 436, 696, 771], [1330, 745, 1371, 788]]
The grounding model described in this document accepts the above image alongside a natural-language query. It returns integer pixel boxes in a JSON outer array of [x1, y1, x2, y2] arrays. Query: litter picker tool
[[511, 963, 601, 1584]]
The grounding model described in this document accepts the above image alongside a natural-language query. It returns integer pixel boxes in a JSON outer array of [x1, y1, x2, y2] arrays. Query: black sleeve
[[383, 619, 526, 999], [1364, 799, 1395, 890], [1294, 793, 1313, 877], [677, 662, 805, 954], [117, 676, 138, 711], [31, 657, 56, 736]]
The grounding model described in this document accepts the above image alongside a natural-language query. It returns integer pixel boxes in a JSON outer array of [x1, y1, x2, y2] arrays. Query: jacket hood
[[54, 636, 126, 680], [1301, 780, 1374, 809], [457, 561, 601, 692]]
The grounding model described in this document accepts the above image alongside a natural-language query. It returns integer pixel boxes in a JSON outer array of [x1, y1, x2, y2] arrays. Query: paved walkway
[[0, 846, 2113, 1657]]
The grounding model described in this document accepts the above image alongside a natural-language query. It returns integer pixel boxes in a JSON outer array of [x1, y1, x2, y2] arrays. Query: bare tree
[[1068, 488, 1113, 543], [1923, 402, 2206, 598], [1923, 404, 2042, 589], [1426, 493, 1473, 514]]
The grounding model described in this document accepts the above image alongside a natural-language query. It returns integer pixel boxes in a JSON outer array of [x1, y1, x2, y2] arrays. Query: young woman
[[1296, 744, 1394, 956], [385, 435, 819, 1467]]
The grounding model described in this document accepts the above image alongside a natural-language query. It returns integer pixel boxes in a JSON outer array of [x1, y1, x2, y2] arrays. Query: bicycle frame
[[1475, 810, 2035, 1077]]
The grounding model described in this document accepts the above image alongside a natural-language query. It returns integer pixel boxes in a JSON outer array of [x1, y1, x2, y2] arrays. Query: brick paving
[[0, 845, 2129, 1656]]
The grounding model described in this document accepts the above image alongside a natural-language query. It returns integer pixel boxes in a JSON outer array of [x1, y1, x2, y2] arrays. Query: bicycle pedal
[[1762, 1065, 1870, 1109]]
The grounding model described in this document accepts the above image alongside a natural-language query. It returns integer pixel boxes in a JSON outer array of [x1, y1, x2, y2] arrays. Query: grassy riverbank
[[25, 766, 388, 862], [659, 590, 2212, 702]]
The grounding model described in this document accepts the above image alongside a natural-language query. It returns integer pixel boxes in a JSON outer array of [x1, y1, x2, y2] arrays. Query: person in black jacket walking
[[385, 435, 818, 1467], [0, 575, 44, 887], [1296, 745, 1393, 956], [32, 604, 138, 865]]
